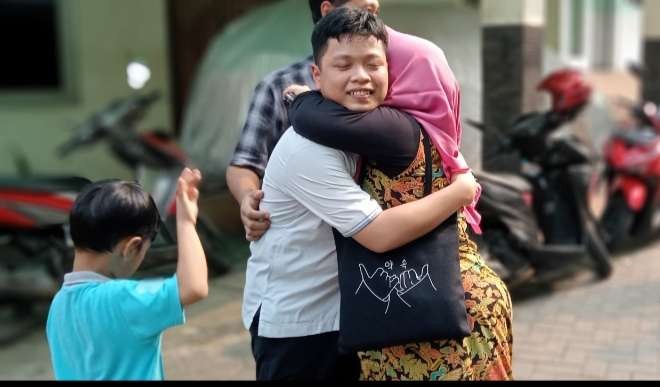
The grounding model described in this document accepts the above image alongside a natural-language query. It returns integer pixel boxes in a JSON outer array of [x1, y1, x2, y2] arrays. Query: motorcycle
[[0, 176, 90, 301], [469, 69, 613, 288], [56, 90, 232, 278], [0, 71, 231, 304], [601, 96, 660, 251]]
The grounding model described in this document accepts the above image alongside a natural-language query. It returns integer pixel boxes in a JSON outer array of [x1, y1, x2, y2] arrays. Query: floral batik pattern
[[358, 135, 514, 381]]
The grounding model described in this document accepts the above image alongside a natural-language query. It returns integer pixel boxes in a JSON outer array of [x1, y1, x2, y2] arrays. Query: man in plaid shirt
[[226, 0, 380, 241]]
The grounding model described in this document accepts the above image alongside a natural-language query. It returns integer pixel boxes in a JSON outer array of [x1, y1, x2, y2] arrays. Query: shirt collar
[[63, 271, 111, 286]]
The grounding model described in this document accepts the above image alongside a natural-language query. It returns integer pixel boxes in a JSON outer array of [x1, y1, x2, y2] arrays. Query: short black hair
[[69, 180, 160, 253], [312, 6, 388, 66], [308, 0, 351, 24]]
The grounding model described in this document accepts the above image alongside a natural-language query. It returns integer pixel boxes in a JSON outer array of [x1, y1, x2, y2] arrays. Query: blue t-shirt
[[46, 272, 185, 380]]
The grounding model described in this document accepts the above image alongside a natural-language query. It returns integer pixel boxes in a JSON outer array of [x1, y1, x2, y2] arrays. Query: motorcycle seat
[[613, 129, 657, 147], [0, 176, 92, 193], [475, 170, 532, 193]]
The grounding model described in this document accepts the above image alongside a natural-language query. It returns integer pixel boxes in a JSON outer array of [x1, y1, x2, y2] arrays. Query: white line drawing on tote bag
[[356, 262, 438, 315]]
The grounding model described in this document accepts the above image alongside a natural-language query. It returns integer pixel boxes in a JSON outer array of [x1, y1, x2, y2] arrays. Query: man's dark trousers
[[249, 308, 360, 381]]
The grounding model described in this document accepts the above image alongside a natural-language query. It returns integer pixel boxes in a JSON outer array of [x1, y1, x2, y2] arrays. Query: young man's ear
[[121, 236, 145, 260], [311, 64, 322, 90], [320, 1, 335, 18]]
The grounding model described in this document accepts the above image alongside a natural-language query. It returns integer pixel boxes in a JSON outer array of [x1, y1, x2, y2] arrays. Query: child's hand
[[177, 168, 202, 225]]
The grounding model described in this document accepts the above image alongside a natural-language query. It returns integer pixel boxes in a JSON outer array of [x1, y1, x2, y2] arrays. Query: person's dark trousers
[[249, 308, 360, 381]]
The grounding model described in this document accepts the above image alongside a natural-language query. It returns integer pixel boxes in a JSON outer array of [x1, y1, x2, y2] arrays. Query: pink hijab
[[384, 27, 482, 234]]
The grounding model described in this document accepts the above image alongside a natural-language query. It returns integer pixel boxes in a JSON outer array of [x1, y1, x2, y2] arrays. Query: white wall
[[612, 0, 642, 70], [383, 1, 483, 168], [0, 0, 173, 180]]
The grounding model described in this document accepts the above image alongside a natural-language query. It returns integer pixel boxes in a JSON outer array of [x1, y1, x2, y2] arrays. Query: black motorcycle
[[469, 110, 613, 287]]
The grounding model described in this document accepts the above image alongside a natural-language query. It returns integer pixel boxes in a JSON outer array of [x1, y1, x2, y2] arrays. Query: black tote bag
[[334, 134, 470, 351]]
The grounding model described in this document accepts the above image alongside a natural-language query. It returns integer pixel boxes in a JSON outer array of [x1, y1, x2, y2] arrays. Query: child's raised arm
[[175, 168, 209, 306]]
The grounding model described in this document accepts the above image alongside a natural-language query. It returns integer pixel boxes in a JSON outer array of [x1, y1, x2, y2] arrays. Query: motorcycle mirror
[[56, 140, 77, 158], [57, 117, 105, 158], [127, 61, 151, 90], [465, 118, 505, 134], [465, 119, 487, 132]]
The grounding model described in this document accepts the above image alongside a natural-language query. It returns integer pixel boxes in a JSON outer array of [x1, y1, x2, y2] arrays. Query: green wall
[[546, 0, 560, 52], [0, 0, 173, 181]]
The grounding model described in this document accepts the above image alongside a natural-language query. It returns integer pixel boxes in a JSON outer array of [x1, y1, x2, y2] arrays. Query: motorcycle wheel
[[474, 229, 535, 287], [601, 193, 635, 251], [584, 218, 614, 279]]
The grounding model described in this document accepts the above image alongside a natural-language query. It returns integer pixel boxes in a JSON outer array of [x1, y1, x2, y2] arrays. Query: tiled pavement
[[511, 243, 660, 381], [1, 239, 659, 381]]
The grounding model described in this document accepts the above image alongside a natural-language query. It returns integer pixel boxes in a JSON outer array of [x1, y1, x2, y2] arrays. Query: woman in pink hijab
[[384, 27, 482, 232], [287, 26, 512, 381]]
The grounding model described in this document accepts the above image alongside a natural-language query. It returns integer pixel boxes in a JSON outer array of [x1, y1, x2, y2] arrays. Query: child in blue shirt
[[46, 168, 209, 380]]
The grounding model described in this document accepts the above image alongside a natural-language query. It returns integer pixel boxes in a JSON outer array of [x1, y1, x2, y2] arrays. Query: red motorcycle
[[0, 176, 90, 301], [601, 98, 660, 250], [0, 91, 231, 305]]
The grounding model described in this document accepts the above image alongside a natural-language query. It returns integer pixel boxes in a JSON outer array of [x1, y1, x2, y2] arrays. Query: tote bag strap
[[422, 132, 433, 197]]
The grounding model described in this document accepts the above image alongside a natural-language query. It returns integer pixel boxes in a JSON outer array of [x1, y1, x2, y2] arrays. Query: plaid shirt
[[230, 56, 316, 177]]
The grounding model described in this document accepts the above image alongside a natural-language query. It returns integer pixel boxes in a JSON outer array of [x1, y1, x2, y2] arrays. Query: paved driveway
[[1, 240, 659, 380]]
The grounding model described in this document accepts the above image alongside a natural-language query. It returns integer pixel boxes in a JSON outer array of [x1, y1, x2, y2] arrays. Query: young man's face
[[312, 35, 388, 112]]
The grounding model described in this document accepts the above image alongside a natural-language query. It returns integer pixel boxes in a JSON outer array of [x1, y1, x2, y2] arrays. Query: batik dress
[[357, 135, 513, 381]]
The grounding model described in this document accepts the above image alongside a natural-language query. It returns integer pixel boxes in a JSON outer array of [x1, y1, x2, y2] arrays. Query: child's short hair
[[69, 180, 161, 253]]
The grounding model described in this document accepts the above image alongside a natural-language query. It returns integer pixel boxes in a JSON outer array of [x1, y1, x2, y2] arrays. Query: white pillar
[[482, 0, 545, 27]]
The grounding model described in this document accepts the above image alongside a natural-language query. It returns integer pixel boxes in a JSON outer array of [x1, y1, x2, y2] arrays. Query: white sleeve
[[283, 144, 383, 237]]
